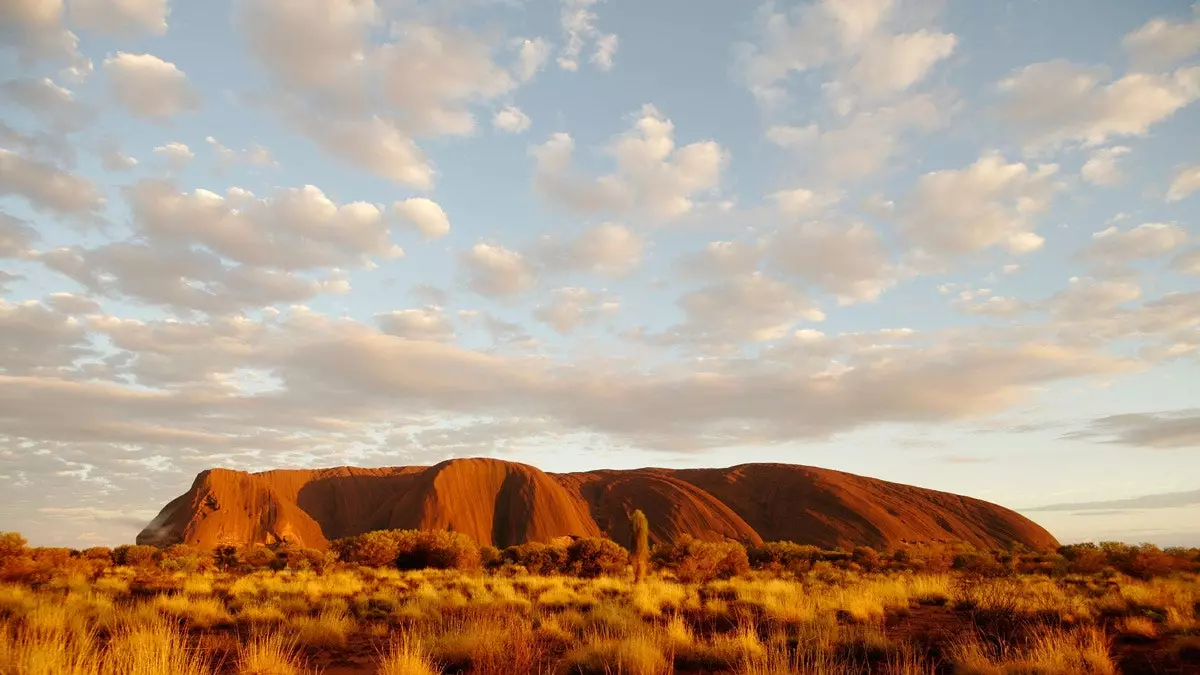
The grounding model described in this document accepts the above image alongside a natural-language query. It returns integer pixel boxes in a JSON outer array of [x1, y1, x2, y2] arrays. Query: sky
[[0, 0, 1198, 549]]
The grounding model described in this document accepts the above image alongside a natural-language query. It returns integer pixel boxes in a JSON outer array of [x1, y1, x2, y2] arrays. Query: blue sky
[[1, 0, 1198, 548]]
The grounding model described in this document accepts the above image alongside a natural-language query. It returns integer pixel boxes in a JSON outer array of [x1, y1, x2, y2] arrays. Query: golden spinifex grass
[[0, 566, 1196, 674]]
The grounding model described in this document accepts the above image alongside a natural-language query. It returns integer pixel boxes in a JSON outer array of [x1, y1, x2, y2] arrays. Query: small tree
[[630, 510, 649, 583]]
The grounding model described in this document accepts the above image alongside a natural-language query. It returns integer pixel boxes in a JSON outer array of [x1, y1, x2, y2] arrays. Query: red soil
[[137, 458, 1058, 551]]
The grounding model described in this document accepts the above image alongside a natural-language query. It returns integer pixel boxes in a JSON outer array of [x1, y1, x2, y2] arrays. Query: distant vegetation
[[0, 529, 1198, 673]]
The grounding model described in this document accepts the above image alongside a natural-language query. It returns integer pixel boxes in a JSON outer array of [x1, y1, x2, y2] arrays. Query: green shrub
[[502, 542, 569, 575]]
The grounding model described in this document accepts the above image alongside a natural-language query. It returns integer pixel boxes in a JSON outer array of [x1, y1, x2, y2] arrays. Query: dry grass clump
[[236, 631, 309, 675], [153, 594, 231, 629], [949, 625, 1115, 675], [378, 632, 439, 675], [291, 605, 355, 649], [560, 632, 668, 675], [1117, 615, 1157, 641]]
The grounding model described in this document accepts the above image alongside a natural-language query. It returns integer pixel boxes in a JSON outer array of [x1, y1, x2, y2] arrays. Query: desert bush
[[112, 544, 159, 567], [502, 542, 569, 575], [160, 544, 209, 573], [652, 536, 749, 583], [748, 541, 822, 573], [565, 537, 628, 578]]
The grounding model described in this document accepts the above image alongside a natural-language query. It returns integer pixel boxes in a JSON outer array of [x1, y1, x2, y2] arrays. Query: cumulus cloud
[[533, 287, 619, 334], [997, 60, 1200, 149], [767, 221, 898, 304], [532, 105, 726, 220], [103, 52, 200, 119], [737, 0, 956, 109], [99, 146, 137, 171], [126, 180, 403, 270], [460, 243, 536, 298], [0, 77, 92, 131], [1173, 248, 1200, 275], [675, 240, 762, 280], [493, 105, 531, 133], [901, 153, 1063, 256], [1080, 146, 1131, 186], [1123, 8, 1200, 70], [392, 198, 450, 240], [0, 0, 83, 65], [514, 37, 551, 81], [765, 93, 948, 182], [0, 149, 105, 217], [284, 112, 434, 189], [532, 222, 643, 276], [558, 0, 618, 72], [1081, 223, 1188, 264], [0, 298, 93, 375], [39, 243, 349, 315], [70, 0, 169, 37], [662, 272, 825, 346], [152, 141, 193, 169], [377, 307, 456, 342], [1167, 164, 1200, 202], [771, 187, 842, 217], [0, 214, 38, 258], [205, 136, 276, 169]]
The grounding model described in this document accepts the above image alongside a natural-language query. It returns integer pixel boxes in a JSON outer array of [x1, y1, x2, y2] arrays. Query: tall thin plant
[[631, 510, 650, 583]]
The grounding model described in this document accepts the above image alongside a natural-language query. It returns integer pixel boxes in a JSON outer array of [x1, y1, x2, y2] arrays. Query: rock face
[[138, 458, 1058, 551]]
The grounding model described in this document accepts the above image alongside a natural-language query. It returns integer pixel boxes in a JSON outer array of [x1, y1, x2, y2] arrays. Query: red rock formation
[[138, 458, 1058, 551]]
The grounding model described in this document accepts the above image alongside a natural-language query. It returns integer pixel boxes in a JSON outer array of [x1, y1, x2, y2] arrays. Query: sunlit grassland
[[1, 565, 1196, 674]]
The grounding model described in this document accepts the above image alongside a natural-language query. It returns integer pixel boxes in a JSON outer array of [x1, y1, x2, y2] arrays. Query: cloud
[[1173, 248, 1200, 275], [126, 180, 402, 270], [0, 0, 83, 64], [771, 187, 842, 217], [514, 37, 551, 82], [0, 214, 38, 258], [205, 136, 277, 169], [0, 148, 105, 217], [377, 307, 456, 342], [558, 0, 618, 72], [1167, 164, 1200, 202], [1027, 487, 1200, 512], [767, 221, 898, 304], [283, 112, 434, 189], [766, 93, 949, 182], [1080, 223, 1188, 264], [997, 60, 1200, 149], [99, 146, 138, 171], [901, 152, 1063, 256], [661, 272, 825, 346], [533, 287, 619, 334], [0, 77, 92, 131], [1080, 146, 1131, 186], [393, 198, 450, 240], [0, 298, 93, 375], [532, 105, 726, 220], [103, 52, 201, 119], [40, 243, 349, 314], [377, 23, 516, 136], [238, 0, 379, 96], [1123, 8, 1200, 70], [532, 222, 644, 276], [460, 243, 536, 297], [737, 0, 956, 109], [0, 122, 76, 168], [153, 141, 193, 169], [1066, 410, 1200, 449], [493, 105, 531, 133], [70, 0, 169, 37], [675, 240, 762, 280]]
